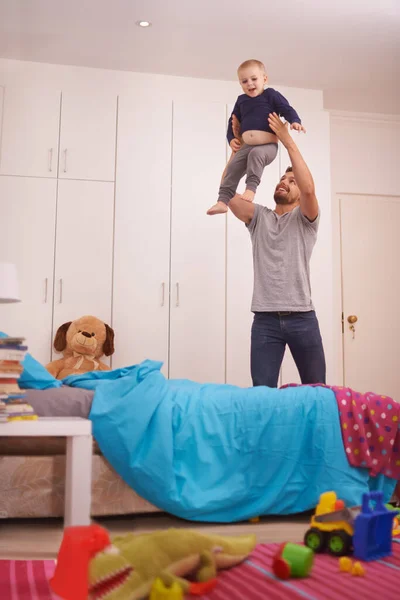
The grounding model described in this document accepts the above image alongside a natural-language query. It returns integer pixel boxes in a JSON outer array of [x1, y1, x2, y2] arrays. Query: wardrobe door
[[58, 91, 117, 182], [112, 94, 172, 373], [0, 176, 57, 364], [0, 86, 61, 178], [169, 101, 226, 383], [52, 179, 114, 360]]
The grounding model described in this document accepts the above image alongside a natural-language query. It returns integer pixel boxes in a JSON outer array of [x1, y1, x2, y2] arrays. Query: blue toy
[[353, 492, 397, 561]]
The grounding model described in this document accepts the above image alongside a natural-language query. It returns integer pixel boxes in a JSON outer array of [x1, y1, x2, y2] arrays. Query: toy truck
[[304, 491, 399, 561]]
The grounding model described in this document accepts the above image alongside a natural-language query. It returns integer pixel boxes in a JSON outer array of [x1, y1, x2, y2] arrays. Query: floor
[[0, 511, 311, 559]]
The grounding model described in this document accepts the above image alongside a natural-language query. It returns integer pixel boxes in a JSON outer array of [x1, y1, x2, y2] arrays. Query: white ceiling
[[0, 0, 399, 114]]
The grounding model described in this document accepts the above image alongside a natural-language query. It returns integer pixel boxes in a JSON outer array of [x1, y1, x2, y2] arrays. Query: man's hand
[[267, 113, 293, 148], [229, 114, 242, 152], [268, 113, 306, 147], [291, 122, 306, 133], [229, 138, 241, 152], [232, 114, 241, 139]]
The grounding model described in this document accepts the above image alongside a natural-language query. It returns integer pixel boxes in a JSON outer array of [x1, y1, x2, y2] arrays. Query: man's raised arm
[[268, 112, 319, 221]]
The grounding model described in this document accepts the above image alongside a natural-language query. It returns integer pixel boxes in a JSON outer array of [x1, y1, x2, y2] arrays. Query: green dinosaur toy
[[50, 524, 257, 600]]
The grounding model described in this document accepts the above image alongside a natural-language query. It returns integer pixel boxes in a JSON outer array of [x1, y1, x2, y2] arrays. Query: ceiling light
[[136, 20, 151, 28]]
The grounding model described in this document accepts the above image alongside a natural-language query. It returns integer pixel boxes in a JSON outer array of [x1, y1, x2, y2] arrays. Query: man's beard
[[274, 191, 296, 205]]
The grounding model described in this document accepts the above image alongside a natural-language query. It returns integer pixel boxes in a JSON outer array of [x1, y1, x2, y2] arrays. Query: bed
[[1, 363, 398, 522], [0, 386, 161, 519]]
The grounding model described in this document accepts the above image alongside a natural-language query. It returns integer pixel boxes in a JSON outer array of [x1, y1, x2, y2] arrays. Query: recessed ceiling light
[[136, 20, 151, 28]]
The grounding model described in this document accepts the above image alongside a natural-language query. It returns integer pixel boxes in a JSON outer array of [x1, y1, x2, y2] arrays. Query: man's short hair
[[285, 166, 293, 173]]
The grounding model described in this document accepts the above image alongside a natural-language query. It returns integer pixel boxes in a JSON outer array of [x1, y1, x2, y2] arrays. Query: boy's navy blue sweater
[[227, 87, 301, 143]]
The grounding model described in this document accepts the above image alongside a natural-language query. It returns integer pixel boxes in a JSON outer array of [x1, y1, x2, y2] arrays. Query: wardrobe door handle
[[63, 149, 68, 173], [44, 278, 48, 303], [160, 282, 166, 307], [176, 283, 180, 307], [48, 149, 53, 172], [59, 279, 63, 303]]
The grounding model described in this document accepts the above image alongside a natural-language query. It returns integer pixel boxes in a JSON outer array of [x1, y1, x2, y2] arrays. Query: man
[[229, 112, 326, 387]]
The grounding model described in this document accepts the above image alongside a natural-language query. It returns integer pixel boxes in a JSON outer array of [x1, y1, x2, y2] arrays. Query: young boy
[[207, 59, 305, 215]]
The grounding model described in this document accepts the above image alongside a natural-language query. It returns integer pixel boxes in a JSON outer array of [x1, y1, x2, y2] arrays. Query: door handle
[[59, 278, 63, 303], [63, 149, 68, 173], [176, 283, 180, 307], [44, 278, 48, 303], [347, 315, 358, 339], [161, 282, 165, 307], [48, 148, 53, 172]]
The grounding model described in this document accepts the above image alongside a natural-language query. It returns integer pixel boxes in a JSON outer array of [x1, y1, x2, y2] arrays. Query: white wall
[[0, 58, 322, 109], [0, 57, 334, 384], [330, 111, 400, 384]]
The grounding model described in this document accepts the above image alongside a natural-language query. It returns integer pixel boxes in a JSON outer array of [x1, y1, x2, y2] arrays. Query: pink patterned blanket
[[282, 384, 400, 481]]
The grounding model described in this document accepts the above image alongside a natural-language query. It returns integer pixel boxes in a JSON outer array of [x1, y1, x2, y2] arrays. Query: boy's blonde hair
[[237, 59, 266, 75]]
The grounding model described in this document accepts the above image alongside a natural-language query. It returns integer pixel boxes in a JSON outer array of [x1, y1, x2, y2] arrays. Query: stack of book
[[0, 337, 37, 422]]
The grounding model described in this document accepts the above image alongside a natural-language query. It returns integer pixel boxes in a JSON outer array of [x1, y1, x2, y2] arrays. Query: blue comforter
[[63, 360, 396, 522]]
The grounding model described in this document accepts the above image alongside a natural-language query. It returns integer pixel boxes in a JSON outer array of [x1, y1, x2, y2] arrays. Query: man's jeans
[[251, 311, 326, 388]]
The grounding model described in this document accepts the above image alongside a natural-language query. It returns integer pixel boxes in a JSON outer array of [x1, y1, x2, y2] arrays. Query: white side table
[[0, 417, 92, 526]]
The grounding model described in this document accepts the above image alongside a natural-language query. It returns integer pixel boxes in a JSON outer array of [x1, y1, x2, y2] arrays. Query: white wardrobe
[[0, 80, 331, 385], [112, 96, 227, 382]]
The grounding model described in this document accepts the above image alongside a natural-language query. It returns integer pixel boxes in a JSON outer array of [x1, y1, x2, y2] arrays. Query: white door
[[112, 94, 172, 373], [0, 86, 3, 138], [58, 91, 117, 182], [52, 179, 114, 360], [0, 176, 57, 364], [0, 86, 61, 178], [340, 194, 400, 400], [279, 110, 332, 386], [169, 101, 226, 383], [226, 101, 281, 387]]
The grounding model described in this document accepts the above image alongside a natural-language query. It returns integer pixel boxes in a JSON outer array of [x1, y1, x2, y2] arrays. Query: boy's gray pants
[[218, 143, 278, 204]]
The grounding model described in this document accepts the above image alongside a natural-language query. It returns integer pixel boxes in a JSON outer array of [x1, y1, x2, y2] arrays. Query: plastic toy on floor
[[304, 490, 399, 561], [393, 516, 400, 536], [49, 524, 257, 600], [149, 577, 184, 600], [338, 557, 366, 576], [272, 542, 314, 579]]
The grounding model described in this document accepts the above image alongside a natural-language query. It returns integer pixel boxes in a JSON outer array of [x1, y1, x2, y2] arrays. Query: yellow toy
[[150, 577, 183, 600], [338, 557, 365, 577], [338, 557, 352, 573], [351, 562, 365, 576], [304, 491, 354, 556], [393, 516, 400, 536]]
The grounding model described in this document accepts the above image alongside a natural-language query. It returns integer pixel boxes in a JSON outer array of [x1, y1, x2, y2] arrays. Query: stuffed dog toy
[[46, 315, 115, 380]]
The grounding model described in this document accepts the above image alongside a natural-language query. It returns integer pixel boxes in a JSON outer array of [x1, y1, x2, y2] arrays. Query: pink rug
[[189, 539, 400, 600], [1, 540, 399, 599], [0, 560, 57, 600]]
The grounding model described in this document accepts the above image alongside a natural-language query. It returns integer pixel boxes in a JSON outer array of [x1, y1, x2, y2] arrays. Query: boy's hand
[[229, 138, 241, 152], [291, 122, 307, 133]]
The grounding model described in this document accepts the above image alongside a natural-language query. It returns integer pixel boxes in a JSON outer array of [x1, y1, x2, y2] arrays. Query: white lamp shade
[[0, 263, 21, 303]]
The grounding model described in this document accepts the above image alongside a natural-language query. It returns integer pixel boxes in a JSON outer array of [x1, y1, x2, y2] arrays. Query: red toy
[[50, 524, 111, 600]]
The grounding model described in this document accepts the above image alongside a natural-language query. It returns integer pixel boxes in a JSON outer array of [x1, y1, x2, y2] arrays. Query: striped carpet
[[0, 560, 57, 599], [1, 539, 399, 600]]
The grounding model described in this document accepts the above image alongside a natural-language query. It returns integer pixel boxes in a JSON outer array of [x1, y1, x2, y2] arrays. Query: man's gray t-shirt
[[247, 204, 319, 312]]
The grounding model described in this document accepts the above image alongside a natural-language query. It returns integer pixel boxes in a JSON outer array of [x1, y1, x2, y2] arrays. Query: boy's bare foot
[[207, 201, 228, 216], [241, 189, 255, 202]]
